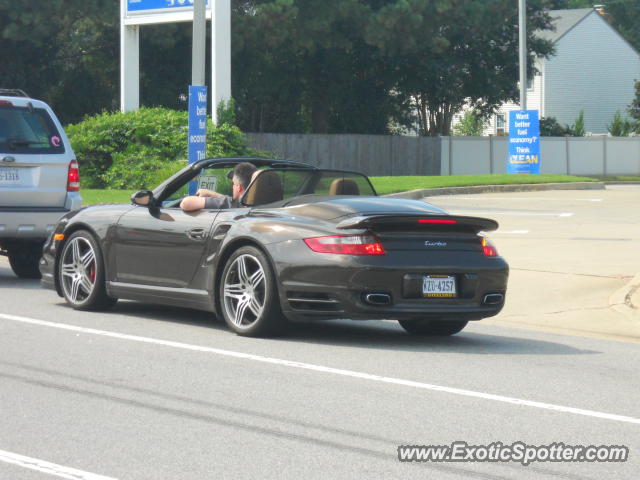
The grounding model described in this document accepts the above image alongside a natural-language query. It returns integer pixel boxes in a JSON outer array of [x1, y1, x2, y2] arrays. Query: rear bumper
[[268, 241, 509, 323], [0, 193, 81, 242]]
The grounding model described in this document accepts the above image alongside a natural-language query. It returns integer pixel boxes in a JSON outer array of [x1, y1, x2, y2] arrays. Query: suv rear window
[[0, 105, 65, 154]]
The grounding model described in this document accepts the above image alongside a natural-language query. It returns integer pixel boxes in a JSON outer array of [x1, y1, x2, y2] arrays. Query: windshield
[[0, 105, 65, 154]]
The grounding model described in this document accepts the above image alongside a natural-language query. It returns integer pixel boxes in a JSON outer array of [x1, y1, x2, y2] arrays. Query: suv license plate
[[423, 275, 457, 298], [0, 168, 20, 184]]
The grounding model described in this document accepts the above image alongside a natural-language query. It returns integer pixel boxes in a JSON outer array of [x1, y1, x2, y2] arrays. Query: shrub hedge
[[65, 107, 254, 189]]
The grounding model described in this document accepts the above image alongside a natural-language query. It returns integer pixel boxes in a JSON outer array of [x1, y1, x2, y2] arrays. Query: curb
[[609, 273, 640, 321], [384, 182, 605, 199]]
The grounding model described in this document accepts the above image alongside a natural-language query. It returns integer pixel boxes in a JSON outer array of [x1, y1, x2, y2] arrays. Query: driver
[[180, 162, 257, 211]]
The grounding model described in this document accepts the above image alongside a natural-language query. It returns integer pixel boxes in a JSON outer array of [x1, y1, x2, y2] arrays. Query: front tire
[[398, 319, 468, 336], [219, 246, 285, 337], [58, 230, 116, 311], [8, 246, 42, 279]]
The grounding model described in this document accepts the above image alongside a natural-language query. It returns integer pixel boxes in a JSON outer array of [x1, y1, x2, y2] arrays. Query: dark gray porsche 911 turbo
[[40, 157, 508, 337]]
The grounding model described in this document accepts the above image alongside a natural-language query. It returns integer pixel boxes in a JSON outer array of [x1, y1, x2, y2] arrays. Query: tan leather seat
[[329, 178, 360, 195], [244, 170, 283, 205]]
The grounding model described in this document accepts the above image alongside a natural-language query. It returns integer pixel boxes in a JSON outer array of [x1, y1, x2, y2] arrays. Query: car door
[[111, 204, 218, 288]]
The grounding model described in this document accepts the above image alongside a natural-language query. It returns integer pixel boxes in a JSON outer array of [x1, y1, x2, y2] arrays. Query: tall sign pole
[[192, 0, 206, 87], [519, 0, 527, 110], [189, 0, 208, 194], [212, 0, 231, 124]]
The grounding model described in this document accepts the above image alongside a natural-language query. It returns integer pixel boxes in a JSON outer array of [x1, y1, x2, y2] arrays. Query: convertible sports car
[[40, 157, 508, 337]]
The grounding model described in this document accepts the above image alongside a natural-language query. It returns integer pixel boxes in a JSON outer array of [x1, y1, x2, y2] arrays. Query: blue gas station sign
[[507, 110, 541, 174]]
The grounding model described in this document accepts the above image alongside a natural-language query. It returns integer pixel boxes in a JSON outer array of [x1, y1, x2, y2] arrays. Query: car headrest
[[329, 178, 360, 195], [245, 170, 283, 205]]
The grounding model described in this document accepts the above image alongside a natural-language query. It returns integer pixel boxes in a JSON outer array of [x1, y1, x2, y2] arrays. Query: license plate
[[0, 168, 20, 184], [422, 275, 457, 298]]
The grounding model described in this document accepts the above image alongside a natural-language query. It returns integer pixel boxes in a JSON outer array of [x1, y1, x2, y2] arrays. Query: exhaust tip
[[483, 293, 504, 305], [364, 293, 392, 306]]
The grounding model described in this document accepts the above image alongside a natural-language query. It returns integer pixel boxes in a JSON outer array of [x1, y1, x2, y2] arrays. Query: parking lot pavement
[[424, 185, 640, 342]]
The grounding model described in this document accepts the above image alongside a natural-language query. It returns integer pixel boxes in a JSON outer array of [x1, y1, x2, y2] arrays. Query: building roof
[[537, 8, 593, 43]]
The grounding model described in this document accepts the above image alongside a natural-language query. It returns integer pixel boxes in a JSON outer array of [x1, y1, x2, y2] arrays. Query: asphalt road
[[0, 186, 638, 479]]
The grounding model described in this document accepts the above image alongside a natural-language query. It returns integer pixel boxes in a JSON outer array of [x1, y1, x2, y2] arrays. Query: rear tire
[[398, 319, 468, 336], [58, 230, 117, 311], [8, 246, 42, 279], [219, 246, 285, 337]]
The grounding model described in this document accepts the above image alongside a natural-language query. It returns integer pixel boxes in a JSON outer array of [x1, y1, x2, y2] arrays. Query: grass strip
[[81, 174, 608, 205]]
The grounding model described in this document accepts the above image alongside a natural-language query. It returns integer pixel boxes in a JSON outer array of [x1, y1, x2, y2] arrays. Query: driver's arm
[[180, 196, 206, 212]]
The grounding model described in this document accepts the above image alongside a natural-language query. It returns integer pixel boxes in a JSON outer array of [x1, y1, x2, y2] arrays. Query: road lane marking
[[0, 449, 117, 480], [1, 313, 639, 426], [449, 210, 574, 218], [495, 230, 529, 235], [443, 197, 602, 202]]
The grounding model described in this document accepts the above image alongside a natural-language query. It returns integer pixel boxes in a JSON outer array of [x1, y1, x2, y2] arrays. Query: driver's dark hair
[[233, 162, 257, 189]]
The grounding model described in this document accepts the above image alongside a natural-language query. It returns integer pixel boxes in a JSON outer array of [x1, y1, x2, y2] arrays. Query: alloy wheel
[[222, 254, 266, 329], [60, 236, 97, 304]]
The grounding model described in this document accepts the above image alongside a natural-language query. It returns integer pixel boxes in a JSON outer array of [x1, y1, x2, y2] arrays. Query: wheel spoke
[[81, 249, 95, 269], [61, 263, 75, 277], [70, 276, 81, 302], [236, 256, 250, 285], [79, 273, 93, 295], [248, 295, 263, 317], [71, 239, 81, 263], [249, 268, 265, 289], [224, 282, 244, 299], [233, 298, 250, 326]]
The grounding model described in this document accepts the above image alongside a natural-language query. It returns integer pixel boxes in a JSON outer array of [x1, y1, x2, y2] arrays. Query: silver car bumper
[[0, 192, 82, 241]]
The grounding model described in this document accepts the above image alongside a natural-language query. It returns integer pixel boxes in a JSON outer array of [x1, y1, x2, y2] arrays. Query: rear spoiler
[[336, 214, 499, 233]]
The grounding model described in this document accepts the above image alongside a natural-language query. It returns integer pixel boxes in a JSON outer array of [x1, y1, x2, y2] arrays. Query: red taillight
[[67, 159, 80, 191], [480, 236, 498, 257], [418, 219, 457, 224], [0, 100, 13, 107], [304, 234, 385, 255]]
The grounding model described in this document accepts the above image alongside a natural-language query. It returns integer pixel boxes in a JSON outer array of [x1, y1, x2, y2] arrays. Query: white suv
[[0, 89, 82, 278]]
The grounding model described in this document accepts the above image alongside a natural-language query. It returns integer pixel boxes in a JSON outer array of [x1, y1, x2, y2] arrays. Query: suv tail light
[[480, 235, 498, 257], [67, 159, 80, 191], [304, 234, 385, 255]]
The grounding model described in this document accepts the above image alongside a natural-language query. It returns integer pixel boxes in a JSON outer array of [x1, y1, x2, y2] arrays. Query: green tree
[[607, 110, 633, 136], [0, 0, 120, 124], [601, 1, 640, 52], [567, 110, 585, 136], [540, 116, 569, 136], [629, 79, 640, 132], [452, 111, 485, 136], [546, 1, 594, 7], [232, 0, 399, 134], [365, 0, 555, 135]]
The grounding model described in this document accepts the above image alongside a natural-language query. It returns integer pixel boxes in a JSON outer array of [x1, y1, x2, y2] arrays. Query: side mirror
[[131, 190, 154, 206]]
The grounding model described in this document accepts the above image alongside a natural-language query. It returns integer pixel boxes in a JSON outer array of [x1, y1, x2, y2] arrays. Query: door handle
[[187, 227, 206, 239]]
